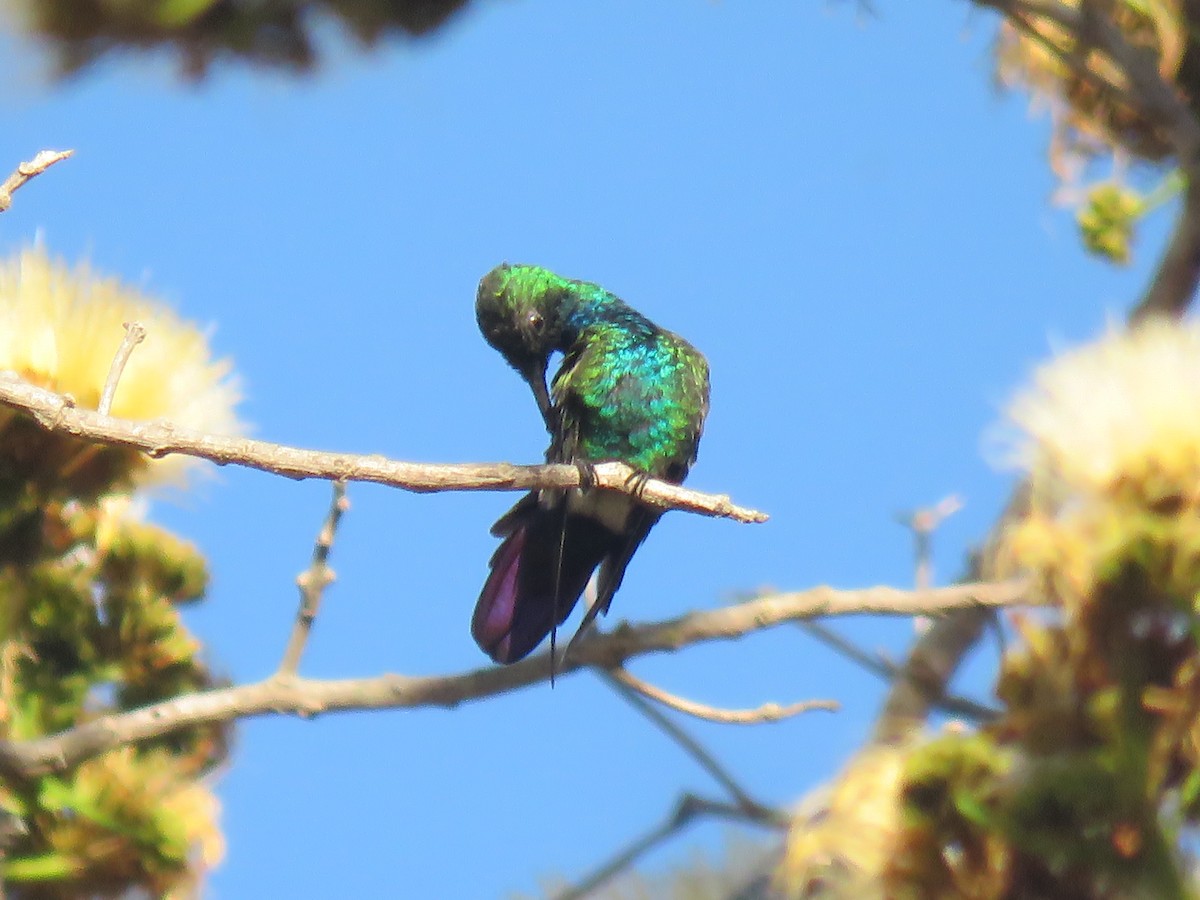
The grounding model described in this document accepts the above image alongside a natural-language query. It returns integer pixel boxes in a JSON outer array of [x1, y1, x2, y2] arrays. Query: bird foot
[[624, 468, 651, 501], [575, 460, 599, 492]]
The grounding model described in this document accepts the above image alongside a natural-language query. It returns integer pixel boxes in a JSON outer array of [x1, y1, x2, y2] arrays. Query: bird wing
[[549, 333, 665, 656]]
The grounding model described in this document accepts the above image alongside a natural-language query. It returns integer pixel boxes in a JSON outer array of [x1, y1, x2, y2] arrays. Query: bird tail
[[562, 504, 659, 661], [472, 494, 620, 664]]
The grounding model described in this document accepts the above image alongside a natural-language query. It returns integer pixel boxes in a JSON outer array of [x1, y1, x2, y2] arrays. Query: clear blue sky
[[0, 2, 1168, 896]]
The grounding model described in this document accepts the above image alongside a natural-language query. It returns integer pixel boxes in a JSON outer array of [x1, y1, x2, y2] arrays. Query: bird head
[[475, 263, 568, 426]]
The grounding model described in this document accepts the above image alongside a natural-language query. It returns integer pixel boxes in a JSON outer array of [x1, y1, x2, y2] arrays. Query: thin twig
[[609, 667, 839, 725], [0, 372, 765, 524], [0, 150, 73, 213], [97, 322, 146, 416], [800, 620, 896, 680], [554, 793, 784, 900], [278, 482, 348, 676], [599, 670, 783, 819], [798, 621, 1001, 722], [896, 494, 963, 591]]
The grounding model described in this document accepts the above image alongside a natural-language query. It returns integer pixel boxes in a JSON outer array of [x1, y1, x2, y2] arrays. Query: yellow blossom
[[0, 245, 243, 488]]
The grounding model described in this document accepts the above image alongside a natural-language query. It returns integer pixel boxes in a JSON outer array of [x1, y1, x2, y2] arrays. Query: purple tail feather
[[472, 499, 618, 664]]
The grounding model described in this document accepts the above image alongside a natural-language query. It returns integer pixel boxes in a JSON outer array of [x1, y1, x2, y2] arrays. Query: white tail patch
[[565, 488, 634, 533]]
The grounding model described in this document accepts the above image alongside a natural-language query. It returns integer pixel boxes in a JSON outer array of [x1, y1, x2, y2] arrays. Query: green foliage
[[0, 423, 228, 897], [882, 492, 1200, 894]]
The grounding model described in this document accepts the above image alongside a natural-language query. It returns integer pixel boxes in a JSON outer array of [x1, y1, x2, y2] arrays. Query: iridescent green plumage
[[473, 263, 710, 663]]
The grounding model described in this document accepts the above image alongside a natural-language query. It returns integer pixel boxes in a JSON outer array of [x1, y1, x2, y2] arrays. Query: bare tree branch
[[0, 150, 73, 213], [0, 579, 1031, 780], [278, 482, 348, 675], [1132, 175, 1200, 321], [0, 372, 765, 524], [554, 793, 785, 900], [609, 667, 839, 725]]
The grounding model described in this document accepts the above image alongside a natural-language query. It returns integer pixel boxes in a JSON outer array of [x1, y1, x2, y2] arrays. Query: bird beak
[[523, 361, 554, 433]]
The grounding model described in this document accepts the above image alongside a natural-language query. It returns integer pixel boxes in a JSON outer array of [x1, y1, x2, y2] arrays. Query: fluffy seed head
[[0, 245, 243, 491], [1005, 317, 1200, 502]]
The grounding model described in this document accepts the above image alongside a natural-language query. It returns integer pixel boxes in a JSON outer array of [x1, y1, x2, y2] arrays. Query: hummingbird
[[473, 263, 710, 664]]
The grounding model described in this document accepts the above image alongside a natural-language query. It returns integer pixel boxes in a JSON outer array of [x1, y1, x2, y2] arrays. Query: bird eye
[[527, 312, 544, 332]]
